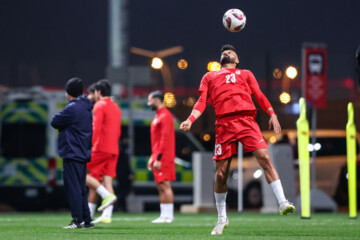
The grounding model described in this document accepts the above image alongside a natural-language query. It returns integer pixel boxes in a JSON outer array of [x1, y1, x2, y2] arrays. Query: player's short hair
[[149, 90, 164, 102], [221, 44, 236, 53], [95, 79, 111, 97], [87, 83, 97, 94]]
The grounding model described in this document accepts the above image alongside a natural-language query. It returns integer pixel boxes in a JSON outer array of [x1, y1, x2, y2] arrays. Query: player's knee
[[257, 154, 272, 169], [215, 170, 227, 184], [257, 151, 267, 160]]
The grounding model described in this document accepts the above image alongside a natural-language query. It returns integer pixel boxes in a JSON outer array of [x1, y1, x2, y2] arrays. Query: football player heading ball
[[180, 45, 295, 235]]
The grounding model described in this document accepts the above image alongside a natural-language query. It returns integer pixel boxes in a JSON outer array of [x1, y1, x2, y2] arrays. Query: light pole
[[130, 46, 183, 92]]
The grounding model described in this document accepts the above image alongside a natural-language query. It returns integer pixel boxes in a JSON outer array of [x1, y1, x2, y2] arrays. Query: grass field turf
[[0, 212, 359, 240]]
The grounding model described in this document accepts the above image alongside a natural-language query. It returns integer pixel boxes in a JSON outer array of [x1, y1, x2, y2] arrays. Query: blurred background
[[0, 0, 359, 213]]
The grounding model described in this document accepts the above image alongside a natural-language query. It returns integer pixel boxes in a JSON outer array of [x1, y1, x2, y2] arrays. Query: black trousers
[[63, 159, 92, 224]]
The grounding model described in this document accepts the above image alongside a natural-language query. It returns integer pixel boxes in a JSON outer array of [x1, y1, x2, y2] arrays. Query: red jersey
[[150, 107, 175, 162], [92, 98, 121, 155], [194, 68, 273, 118]]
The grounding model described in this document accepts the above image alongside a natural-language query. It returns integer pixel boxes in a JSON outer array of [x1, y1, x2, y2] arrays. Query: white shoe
[[151, 217, 173, 223], [211, 218, 229, 235], [97, 194, 117, 212], [279, 200, 295, 215], [91, 216, 112, 224]]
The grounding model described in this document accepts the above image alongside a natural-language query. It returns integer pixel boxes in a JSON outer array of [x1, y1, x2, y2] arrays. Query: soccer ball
[[222, 9, 246, 32]]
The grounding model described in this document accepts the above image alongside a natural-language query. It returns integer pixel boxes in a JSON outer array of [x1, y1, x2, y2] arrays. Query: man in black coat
[[51, 77, 94, 229]]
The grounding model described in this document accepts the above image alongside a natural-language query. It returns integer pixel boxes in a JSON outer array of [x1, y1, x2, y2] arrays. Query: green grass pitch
[[0, 212, 359, 240]]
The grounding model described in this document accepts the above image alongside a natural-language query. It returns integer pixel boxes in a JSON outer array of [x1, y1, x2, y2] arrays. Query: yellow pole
[[296, 97, 311, 218], [346, 102, 357, 219]]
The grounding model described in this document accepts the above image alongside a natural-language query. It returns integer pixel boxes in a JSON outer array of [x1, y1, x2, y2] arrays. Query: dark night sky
[[0, 0, 359, 90]]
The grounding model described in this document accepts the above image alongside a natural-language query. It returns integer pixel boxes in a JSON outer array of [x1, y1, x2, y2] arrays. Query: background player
[[180, 45, 295, 235], [147, 90, 176, 223], [86, 80, 122, 224]]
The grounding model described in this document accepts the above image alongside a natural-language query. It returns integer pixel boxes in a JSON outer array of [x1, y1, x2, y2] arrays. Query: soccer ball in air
[[222, 9, 246, 32]]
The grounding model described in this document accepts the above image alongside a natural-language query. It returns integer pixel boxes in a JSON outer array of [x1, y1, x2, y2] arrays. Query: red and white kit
[[193, 68, 274, 160], [87, 98, 122, 180], [151, 107, 176, 183]]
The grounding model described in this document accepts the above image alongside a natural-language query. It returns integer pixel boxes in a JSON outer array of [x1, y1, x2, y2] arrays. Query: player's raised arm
[[246, 70, 281, 134]]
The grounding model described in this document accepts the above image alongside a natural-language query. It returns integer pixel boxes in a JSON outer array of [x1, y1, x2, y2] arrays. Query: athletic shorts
[[213, 114, 267, 161], [87, 151, 118, 181], [151, 157, 176, 183]]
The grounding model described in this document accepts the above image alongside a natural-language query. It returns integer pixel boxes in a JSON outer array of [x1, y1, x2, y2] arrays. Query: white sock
[[160, 203, 165, 218], [96, 185, 111, 199], [88, 202, 97, 219], [270, 179, 286, 204], [101, 205, 113, 219], [162, 203, 174, 219], [214, 192, 227, 222]]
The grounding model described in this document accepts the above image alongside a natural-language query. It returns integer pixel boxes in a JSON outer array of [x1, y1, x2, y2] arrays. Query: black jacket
[[51, 94, 93, 162]]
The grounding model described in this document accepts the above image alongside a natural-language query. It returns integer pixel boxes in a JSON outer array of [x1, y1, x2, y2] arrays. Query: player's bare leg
[[86, 174, 117, 212], [102, 175, 115, 194], [92, 176, 116, 223], [253, 149, 279, 183], [253, 148, 295, 215], [88, 188, 99, 219], [211, 157, 231, 235], [157, 180, 174, 203], [86, 174, 102, 189], [152, 180, 174, 223]]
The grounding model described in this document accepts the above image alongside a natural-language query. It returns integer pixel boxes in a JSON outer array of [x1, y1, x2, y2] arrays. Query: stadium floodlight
[[279, 92, 291, 104], [207, 61, 221, 72], [151, 57, 163, 69], [202, 133, 211, 142], [177, 59, 188, 70], [273, 68, 282, 79], [164, 92, 176, 108], [286, 66, 298, 79]]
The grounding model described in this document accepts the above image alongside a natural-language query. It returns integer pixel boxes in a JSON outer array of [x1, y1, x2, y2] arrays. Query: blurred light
[[207, 61, 221, 72], [177, 59, 188, 70], [273, 68, 282, 79], [346, 173, 349, 179], [183, 97, 195, 107], [286, 66, 298, 79], [202, 133, 211, 142], [253, 169, 263, 179], [288, 132, 297, 140], [343, 78, 354, 89], [282, 102, 301, 115], [279, 92, 291, 104], [151, 57, 163, 69], [307, 144, 314, 152], [308, 143, 321, 152], [292, 103, 300, 114], [269, 136, 277, 143], [181, 147, 190, 155], [164, 92, 176, 108]]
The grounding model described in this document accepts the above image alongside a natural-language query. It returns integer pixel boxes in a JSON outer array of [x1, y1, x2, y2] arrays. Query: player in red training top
[[86, 80, 121, 224], [180, 45, 295, 235], [147, 91, 176, 223]]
